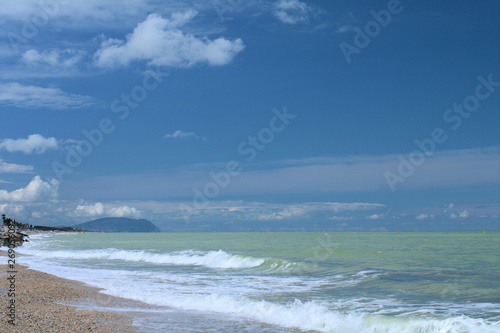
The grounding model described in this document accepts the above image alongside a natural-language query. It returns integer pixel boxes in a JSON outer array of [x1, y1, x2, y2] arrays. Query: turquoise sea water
[[19, 231, 500, 332]]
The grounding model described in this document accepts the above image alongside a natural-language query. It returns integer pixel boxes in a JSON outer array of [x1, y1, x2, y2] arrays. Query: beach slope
[[1, 262, 137, 332]]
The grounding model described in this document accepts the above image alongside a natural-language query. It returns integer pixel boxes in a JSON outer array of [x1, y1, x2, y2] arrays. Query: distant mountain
[[74, 217, 160, 233]]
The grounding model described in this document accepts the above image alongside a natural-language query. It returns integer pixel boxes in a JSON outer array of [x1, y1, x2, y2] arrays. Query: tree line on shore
[[2, 214, 79, 232]]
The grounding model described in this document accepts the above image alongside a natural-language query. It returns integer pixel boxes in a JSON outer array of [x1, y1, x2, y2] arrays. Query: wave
[[19, 256, 499, 333], [112, 290, 500, 333], [20, 248, 267, 269], [90, 280, 500, 333], [21, 244, 312, 272], [19, 236, 499, 333]]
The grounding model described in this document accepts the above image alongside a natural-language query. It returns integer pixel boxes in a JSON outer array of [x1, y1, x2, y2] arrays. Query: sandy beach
[[0, 249, 140, 333]]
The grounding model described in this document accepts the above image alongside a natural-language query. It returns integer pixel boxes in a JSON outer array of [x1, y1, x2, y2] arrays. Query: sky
[[0, 0, 499, 231]]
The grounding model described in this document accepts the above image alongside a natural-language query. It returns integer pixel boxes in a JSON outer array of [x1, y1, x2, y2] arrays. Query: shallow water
[[19, 231, 500, 332]]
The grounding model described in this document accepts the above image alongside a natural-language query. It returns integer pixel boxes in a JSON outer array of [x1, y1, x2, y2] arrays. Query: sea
[[17, 231, 500, 332]]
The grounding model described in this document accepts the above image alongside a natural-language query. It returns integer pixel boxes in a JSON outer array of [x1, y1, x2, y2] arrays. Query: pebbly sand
[[0, 250, 143, 333]]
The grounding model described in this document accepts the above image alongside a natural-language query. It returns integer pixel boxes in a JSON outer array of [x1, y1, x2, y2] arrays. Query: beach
[[0, 251, 139, 332]]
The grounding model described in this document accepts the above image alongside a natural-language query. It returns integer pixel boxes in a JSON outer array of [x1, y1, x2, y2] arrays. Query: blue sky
[[0, 0, 499, 231]]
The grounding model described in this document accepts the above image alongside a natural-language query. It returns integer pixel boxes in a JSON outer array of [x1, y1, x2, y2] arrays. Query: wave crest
[[21, 248, 266, 269]]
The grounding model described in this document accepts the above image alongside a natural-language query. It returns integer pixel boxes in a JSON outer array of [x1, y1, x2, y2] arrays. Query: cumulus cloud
[[94, 12, 245, 68], [74, 202, 104, 217], [0, 134, 58, 154], [0, 176, 59, 202], [21, 49, 85, 68], [108, 205, 141, 217], [416, 213, 435, 220], [0, 82, 95, 109], [73, 202, 140, 218], [0, 159, 33, 173], [0, 203, 25, 215], [273, 0, 316, 24], [164, 130, 206, 141], [367, 214, 382, 220], [450, 210, 469, 219]]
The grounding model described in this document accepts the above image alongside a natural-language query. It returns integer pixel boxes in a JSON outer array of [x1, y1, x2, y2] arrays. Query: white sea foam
[[20, 248, 265, 269], [18, 235, 500, 333], [19, 257, 500, 333]]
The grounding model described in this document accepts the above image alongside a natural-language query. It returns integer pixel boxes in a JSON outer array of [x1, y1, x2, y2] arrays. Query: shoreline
[[0, 249, 145, 332]]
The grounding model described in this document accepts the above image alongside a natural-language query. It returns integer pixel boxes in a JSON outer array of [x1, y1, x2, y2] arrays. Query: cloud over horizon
[[73, 202, 141, 218], [176, 200, 385, 222], [0, 1, 497, 232]]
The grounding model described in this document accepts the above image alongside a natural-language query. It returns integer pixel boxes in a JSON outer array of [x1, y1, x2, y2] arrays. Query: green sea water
[[21, 231, 500, 332]]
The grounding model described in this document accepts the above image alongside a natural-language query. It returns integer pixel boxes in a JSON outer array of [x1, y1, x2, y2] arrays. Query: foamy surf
[[21, 256, 500, 333], [22, 241, 312, 272], [17, 232, 500, 333], [21, 247, 265, 269]]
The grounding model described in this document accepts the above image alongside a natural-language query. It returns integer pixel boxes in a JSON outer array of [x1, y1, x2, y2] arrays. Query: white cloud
[[330, 216, 354, 221], [443, 203, 454, 213], [164, 130, 206, 141], [31, 211, 43, 219], [0, 0, 152, 29], [60, 147, 500, 204], [230, 146, 500, 194], [108, 205, 141, 217], [0, 134, 58, 154], [94, 12, 245, 68], [181, 201, 383, 221], [336, 25, 354, 33], [255, 206, 307, 221], [74, 202, 104, 217], [0, 159, 33, 173], [459, 210, 469, 218], [21, 49, 85, 68], [0, 203, 25, 215], [367, 214, 382, 220], [73, 202, 140, 218], [0, 82, 94, 109], [416, 213, 429, 220], [273, 0, 316, 24], [449, 210, 469, 219], [0, 176, 59, 202]]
